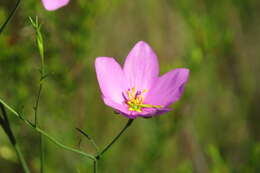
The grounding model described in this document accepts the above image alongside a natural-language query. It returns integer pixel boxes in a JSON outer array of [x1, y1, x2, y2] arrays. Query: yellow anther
[[124, 88, 162, 112], [132, 88, 136, 94]]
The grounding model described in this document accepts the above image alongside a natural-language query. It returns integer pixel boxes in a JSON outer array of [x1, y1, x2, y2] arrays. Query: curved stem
[[35, 127, 96, 161], [0, 0, 21, 34], [0, 98, 96, 161], [95, 119, 134, 160]]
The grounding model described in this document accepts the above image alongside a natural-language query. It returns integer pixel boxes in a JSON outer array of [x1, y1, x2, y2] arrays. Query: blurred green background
[[0, 0, 259, 172]]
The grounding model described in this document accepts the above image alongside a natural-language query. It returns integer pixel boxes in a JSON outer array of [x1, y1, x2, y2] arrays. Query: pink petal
[[41, 0, 69, 11], [104, 97, 172, 119], [145, 68, 189, 107], [103, 97, 136, 119], [95, 57, 127, 104], [138, 107, 172, 118], [123, 41, 159, 91]]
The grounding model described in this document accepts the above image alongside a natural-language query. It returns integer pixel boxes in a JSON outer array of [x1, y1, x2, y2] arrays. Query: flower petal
[[123, 41, 159, 91], [145, 68, 189, 107], [103, 97, 136, 119], [41, 0, 70, 11], [103, 97, 170, 119], [138, 107, 172, 118], [95, 57, 126, 104]]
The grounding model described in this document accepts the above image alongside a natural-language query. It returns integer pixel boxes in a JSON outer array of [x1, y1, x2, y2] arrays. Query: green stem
[[0, 103, 31, 173], [76, 128, 99, 153], [33, 82, 44, 173], [0, 98, 96, 161], [41, 57, 45, 77], [34, 83, 42, 126], [40, 135, 44, 173], [14, 144, 31, 173], [0, 0, 21, 34], [95, 119, 134, 160], [30, 16, 46, 173], [93, 160, 97, 173], [35, 127, 96, 161]]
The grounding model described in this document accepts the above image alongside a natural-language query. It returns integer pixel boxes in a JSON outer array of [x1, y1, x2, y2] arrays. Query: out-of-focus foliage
[[0, 0, 259, 172]]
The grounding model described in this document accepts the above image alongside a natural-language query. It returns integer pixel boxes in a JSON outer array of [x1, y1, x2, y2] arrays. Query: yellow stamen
[[124, 88, 162, 112]]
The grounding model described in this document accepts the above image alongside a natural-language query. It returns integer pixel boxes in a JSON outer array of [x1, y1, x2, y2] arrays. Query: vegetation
[[0, 0, 259, 172]]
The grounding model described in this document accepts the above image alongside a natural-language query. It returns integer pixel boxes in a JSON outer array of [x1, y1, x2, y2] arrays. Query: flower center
[[123, 88, 162, 112]]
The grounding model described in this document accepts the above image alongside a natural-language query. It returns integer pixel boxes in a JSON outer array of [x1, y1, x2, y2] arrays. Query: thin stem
[[0, 103, 31, 173], [93, 160, 97, 173], [0, 98, 96, 161], [33, 81, 44, 173], [35, 127, 96, 161], [96, 119, 134, 160], [76, 128, 99, 153], [30, 16, 46, 173], [14, 144, 31, 173], [0, 0, 21, 34], [34, 83, 43, 126], [40, 135, 45, 173], [41, 57, 45, 77]]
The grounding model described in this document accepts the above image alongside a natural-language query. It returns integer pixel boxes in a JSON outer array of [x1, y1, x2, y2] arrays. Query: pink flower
[[95, 41, 189, 119], [41, 0, 70, 11]]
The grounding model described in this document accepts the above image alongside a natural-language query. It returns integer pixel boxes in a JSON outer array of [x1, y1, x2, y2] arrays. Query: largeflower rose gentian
[[41, 0, 70, 11], [95, 41, 189, 119]]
